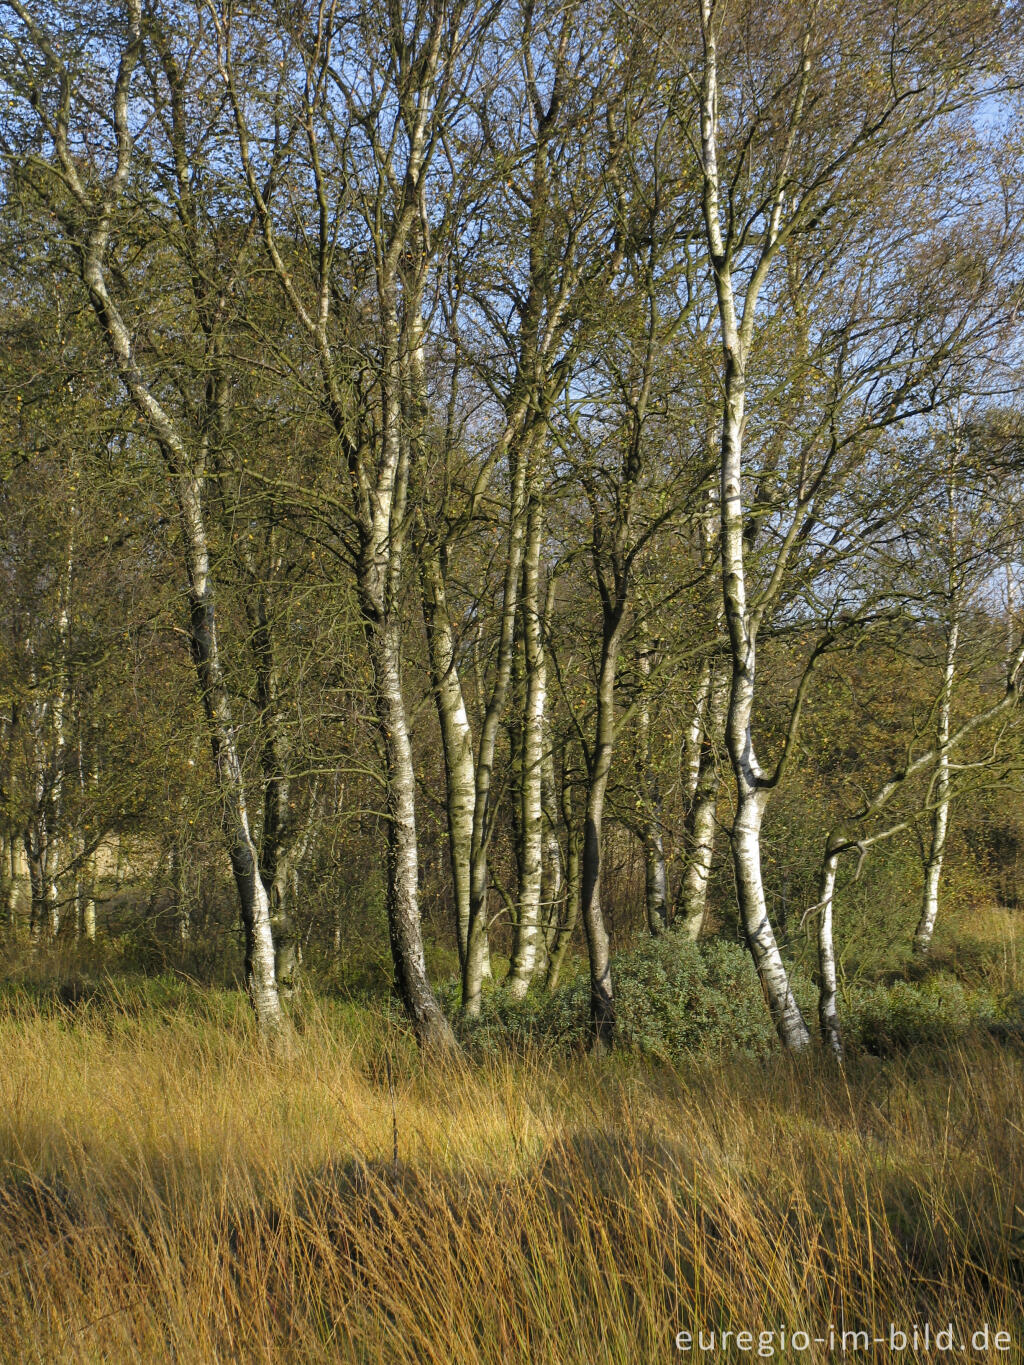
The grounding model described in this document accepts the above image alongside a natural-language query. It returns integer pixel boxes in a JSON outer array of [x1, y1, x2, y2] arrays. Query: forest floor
[[0, 909, 1022, 1362]]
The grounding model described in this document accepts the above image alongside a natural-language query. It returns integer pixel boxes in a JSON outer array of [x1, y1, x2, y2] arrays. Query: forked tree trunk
[[719, 396, 809, 1050], [359, 299, 454, 1052], [700, 0, 811, 1052], [365, 603, 453, 1048]]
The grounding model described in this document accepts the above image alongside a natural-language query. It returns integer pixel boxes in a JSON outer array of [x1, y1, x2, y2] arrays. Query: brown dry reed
[[0, 981, 1021, 1364]]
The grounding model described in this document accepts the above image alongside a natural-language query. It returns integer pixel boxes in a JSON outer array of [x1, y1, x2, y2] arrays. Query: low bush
[[843, 972, 1022, 1055], [442, 930, 789, 1061]]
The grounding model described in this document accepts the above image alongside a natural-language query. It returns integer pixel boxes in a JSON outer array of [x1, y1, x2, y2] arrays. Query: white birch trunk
[[699, 6, 811, 1050], [506, 492, 547, 996], [417, 537, 482, 975], [463, 434, 532, 1018], [546, 754, 581, 992], [538, 739, 563, 974], [638, 641, 668, 936], [816, 848, 843, 1058], [914, 612, 959, 955], [678, 661, 729, 938]]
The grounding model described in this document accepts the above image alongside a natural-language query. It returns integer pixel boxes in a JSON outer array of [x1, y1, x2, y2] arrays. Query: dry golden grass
[[0, 980, 1021, 1364]]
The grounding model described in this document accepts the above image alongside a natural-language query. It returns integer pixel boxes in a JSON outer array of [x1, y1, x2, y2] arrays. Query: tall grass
[[0, 980, 1021, 1362]]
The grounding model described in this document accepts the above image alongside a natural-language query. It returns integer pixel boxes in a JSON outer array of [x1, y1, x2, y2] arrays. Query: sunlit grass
[[0, 977, 1021, 1363]]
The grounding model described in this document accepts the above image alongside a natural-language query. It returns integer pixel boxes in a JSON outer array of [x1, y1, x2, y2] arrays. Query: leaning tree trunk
[[178, 476, 285, 1035], [45, 27, 288, 1038]]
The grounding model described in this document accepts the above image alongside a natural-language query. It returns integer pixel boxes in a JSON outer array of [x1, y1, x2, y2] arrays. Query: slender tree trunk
[[699, 0, 811, 1052], [44, 523, 74, 936], [417, 537, 481, 973], [25, 825, 47, 945], [637, 640, 668, 935], [463, 434, 532, 1018], [682, 659, 713, 804], [83, 866, 97, 942], [357, 297, 454, 1051], [579, 612, 624, 1050], [546, 755, 580, 992], [538, 733, 563, 975], [816, 847, 843, 1058], [7, 838, 29, 934], [364, 602, 453, 1047], [58, 76, 287, 1034], [720, 403, 810, 1050], [914, 602, 960, 955], [247, 575, 301, 997], [506, 491, 547, 997], [0, 837, 10, 936], [177, 475, 285, 1035], [678, 660, 729, 939]]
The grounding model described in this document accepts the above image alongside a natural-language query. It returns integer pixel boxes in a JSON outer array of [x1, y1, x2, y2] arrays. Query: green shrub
[[443, 931, 785, 1061], [842, 973, 1020, 1055], [542, 932, 783, 1060]]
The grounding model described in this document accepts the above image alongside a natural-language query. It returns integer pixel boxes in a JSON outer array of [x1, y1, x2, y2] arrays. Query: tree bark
[[546, 751, 581, 993], [637, 639, 668, 935], [463, 433, 532, 1018], [579, 608, 625, 1050], [699, 6, 811, 1051], [678, 660, 729, 939], [506, 490, 547, 997], [914, 584, 960, 955], [417, 535, 482, 975], [816, 847, 843, 1058]]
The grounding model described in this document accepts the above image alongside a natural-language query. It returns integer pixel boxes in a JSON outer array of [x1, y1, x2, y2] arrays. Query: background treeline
[[2, 0, 1024, 1058]]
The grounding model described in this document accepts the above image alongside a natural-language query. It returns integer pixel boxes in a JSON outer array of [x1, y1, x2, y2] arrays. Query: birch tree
[[1, 0, 288, 1034], [665, 0, 1024, 1049]]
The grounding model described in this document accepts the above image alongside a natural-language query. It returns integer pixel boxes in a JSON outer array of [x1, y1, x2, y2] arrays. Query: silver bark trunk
[[506, 492, 547, 997], [914, 611, 959, 956], [678, 661, 729, 939], [637, 641, 668, 935], [816, 849, 843, 1058], [417, 537, 481, 975]]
